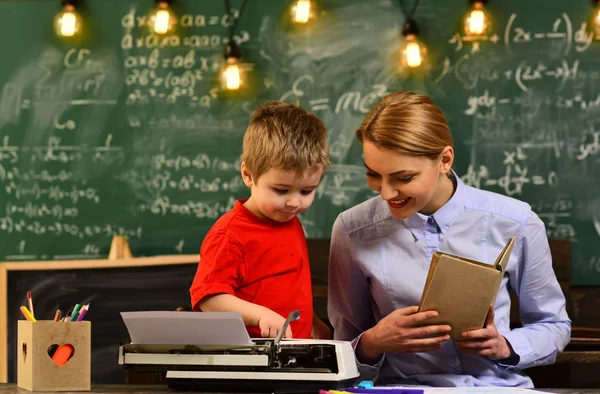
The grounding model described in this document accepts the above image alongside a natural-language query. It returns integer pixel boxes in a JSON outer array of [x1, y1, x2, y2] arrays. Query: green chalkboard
[[0, 0, 599, 284]]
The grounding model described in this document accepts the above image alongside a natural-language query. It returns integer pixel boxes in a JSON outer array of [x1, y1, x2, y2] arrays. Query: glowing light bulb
[[399, 18, 426, 70], [592, 4, 600, 38], [224, 59, 241, 90], [54, 3, 81, 38], [60, 12, 77, 36], [222, 41, 243, 91], [405, 42, 422, 68], [150, 1, 174, 35], [154, 10, 171, 34], [464, 1, 492, 38], [468, 10, 485, 34], [293, 0, 311, 24], [401, 34, 426, 69]]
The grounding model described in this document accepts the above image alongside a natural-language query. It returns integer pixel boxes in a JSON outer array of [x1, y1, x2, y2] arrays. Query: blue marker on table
[[357, 381, 374, 389], [343, 388, 424, 394]]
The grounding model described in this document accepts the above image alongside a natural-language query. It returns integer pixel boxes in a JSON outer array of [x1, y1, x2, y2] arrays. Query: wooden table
[[0, 384, 599, 394]]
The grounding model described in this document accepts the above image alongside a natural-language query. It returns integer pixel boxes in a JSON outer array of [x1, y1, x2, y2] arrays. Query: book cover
[[418, 236, 516, 339]]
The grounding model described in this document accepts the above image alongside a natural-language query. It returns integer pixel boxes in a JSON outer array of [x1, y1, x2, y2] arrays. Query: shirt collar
[[402, 211, 428, 239], [431, 169, 466, 234], [402, 169, 466, 236]]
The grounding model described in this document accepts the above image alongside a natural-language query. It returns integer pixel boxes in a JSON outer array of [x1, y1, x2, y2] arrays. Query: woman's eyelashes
[[366, 172, 414, 183], [395, 176, 414, 183]]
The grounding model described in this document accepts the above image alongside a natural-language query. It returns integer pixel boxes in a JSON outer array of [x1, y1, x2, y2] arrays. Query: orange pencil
[[27, 291, 35, 319]]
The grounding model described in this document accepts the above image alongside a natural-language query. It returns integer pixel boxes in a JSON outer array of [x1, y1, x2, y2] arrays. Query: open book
[[418, 236, 516, 339]]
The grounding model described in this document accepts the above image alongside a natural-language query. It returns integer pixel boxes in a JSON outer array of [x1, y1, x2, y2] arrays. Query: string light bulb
[[149, 0, 175, 35], [463, 0, 492, 38], [291, 0, 312, 24], [54, 0, 82, 38], [223, 41, 243, 90], [400, 18, 426, 69]]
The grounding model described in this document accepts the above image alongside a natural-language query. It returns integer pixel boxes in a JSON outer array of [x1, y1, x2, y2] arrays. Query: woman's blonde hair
[[356, 91, 453, 160], [242, 101, 330, 180]]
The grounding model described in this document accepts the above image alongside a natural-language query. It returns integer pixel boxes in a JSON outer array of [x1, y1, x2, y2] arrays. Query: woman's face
[[362, 141, 454, 218]]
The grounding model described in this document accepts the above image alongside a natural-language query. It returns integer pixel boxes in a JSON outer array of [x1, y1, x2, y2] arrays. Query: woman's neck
[[419, 172, 457, 215]]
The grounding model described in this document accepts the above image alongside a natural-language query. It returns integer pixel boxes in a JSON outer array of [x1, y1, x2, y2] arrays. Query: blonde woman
[[328, 91, 570, 387]]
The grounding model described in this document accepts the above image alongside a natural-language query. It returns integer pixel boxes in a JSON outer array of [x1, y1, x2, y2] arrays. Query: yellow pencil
[[20, 306, 37, 322]]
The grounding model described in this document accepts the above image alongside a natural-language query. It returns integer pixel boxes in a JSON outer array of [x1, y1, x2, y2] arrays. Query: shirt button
[[446, 357, 460, 371], [427, 217, 435, 225], [464, 378, 470, 384]]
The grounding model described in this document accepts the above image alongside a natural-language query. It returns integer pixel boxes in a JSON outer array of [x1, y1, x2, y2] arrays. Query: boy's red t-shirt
[[190, 199, 313, 339]]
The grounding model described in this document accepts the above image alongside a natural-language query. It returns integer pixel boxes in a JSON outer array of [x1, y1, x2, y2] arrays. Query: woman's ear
[[240, 162, 254, 187], [439, 146, 454, 174]]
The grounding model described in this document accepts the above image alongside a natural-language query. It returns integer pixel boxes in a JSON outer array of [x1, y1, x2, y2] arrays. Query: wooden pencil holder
[[17, 320, 91, 391]]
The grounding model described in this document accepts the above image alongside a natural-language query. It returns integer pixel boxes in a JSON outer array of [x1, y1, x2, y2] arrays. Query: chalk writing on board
[[5, 202, 78, 220], [121, 6, 251, 111], [504, 13, 574, 55], [589, 256, 600, 274], [465, 91, 600, 114], [138, 196, 237, 219], [577, 130, 600, 161], [448, 13, 596, 55], [0, 135, 123, 164], [122, 8, 240, 30], [120, 31, 250, 50], [436, 55, 584, 92], [127, 112, 232, 131], [461, 160, 559, 197], [556, 94, 600, 110], [533, 195, 577, 240], [5, 183, 98, 203], [316, 165, 374, 207], [0, 217, 143, 239], [279, 74, 389, 116]]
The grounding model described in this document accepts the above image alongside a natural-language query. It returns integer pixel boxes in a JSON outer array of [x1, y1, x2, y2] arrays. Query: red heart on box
[[47, 344, 74, 366]]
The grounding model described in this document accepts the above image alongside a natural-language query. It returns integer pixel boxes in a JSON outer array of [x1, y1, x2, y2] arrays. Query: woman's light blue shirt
[[328, 174, 571, 388]]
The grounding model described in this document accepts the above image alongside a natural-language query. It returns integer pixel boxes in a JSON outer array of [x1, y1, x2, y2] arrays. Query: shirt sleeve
[[328, 215, 385, 380], [500, 211, 571, 369], [189, 232, 245, 311]]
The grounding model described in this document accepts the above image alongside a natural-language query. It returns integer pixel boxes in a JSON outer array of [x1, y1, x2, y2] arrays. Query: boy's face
[[241, 164, 323, 223]]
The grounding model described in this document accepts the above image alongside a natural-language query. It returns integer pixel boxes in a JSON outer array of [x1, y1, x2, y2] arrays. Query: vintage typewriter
[[118, 310, 359, 393]]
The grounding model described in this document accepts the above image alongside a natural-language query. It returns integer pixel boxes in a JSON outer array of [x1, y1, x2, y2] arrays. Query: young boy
[[189, 101, 331, 340]]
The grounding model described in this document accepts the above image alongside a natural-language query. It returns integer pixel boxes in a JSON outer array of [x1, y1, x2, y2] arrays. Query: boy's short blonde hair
[[242, 101, 330, 181]]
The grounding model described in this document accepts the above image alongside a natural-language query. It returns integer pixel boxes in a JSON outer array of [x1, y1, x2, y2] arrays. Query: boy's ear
[[240, 162, 254, 187], [439, 146, 454, 174]]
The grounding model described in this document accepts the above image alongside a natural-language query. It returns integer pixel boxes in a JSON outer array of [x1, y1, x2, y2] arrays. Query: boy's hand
[[312, 315, 332, 339], [258, 310, 293, 338], [456, 305, 512, 360]]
